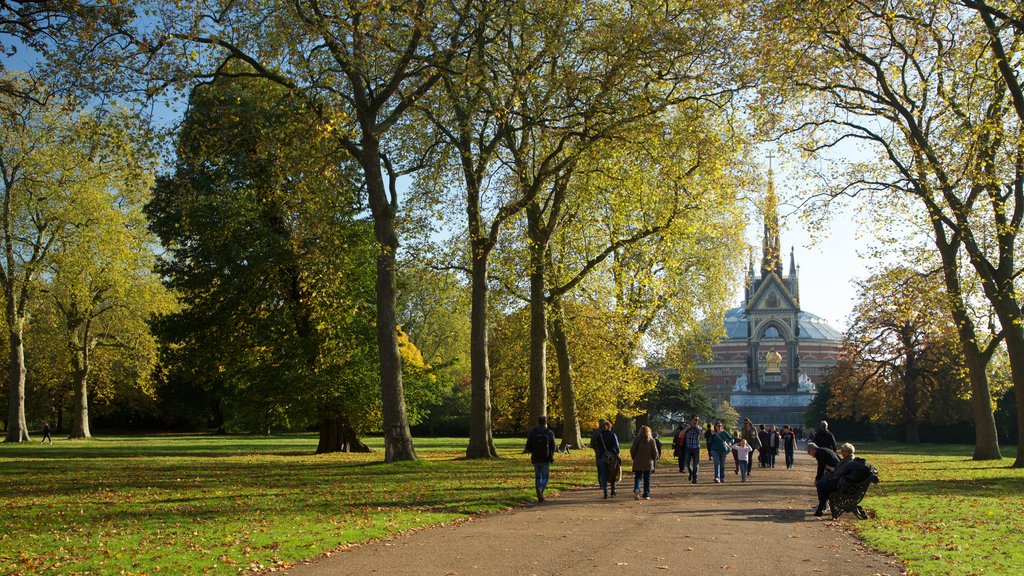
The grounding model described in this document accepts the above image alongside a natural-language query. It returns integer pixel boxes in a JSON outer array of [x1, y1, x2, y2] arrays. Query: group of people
[[525, 415, 870, 518]]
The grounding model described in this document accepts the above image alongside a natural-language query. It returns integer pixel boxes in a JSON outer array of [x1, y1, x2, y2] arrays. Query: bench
[[828, 468, 879, 520]]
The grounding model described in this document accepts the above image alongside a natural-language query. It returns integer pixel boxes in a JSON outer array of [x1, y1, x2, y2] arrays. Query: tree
[[829, 266, 977, 442], [147, 72, 382, 451], [148, 0, 472, 461], [758, 0, 1017, 461], [43, 110, 170, 439], [1, 82, 130, 442], [489, 303, 654, 434]]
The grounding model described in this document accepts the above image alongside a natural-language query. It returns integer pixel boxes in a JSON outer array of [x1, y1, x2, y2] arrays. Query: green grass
[[4, 436, 1022, 576], [850, 442, 1023, 576], [0, 435, 595, 575]]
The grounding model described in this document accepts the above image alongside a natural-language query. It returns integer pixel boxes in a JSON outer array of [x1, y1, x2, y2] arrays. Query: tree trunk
[[527, 206, 548, 429], [316, 413, 370, 453], [69, 356, 91, 439], [361, 140, 416, 463], [614, 414, 633, 443], [5, 323, 29, 442], [549, 295, 582, 449], [465, 250, 497, 458], [998, 316, 1024, 467], [932, 223, 1001, 459]]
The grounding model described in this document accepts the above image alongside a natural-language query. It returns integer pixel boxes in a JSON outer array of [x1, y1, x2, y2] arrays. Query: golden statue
[[765, 349, 782, 373]]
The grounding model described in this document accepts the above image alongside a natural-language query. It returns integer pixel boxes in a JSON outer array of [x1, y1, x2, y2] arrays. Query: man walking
[[813, 420, 837, 452], [526, 416, 557, 502], [681, 415, 704, 484]]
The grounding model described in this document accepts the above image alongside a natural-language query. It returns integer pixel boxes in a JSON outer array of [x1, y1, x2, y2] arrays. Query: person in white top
[[733, 439, 753, 482]]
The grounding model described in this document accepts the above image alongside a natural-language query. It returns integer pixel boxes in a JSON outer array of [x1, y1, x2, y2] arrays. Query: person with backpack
[[590, 419, 620, 499], [525, 416, 557, 502]]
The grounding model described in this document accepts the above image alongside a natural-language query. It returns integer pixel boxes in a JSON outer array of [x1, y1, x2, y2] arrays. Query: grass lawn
[[851, 442, 1023, 576], [3, 435, 1021, 575], [0, 435, 595, 575]]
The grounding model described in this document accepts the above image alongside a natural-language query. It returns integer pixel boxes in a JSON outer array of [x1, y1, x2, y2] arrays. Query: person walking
[[590, 419, 620, 499], [757, 424, 770, 468], [525, 416, 557, 502], [740, 419, 760, 475], [733, 439, 753, 481], [781, 425, 796, 469], [40, 422, 53, 445], [813, 420, 837, 452], [767, 425, 781, 468], [707, 421, 734, 483], [630, 425, 659, 500], [672, 424, 686, 472], [680, 415, 703, 484]]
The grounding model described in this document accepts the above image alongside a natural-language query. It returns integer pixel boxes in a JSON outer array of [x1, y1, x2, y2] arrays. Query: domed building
[[695, 171, 844, 426]]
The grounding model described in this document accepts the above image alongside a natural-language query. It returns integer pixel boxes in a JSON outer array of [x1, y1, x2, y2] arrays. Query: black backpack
[[529, 429, 552, 460]]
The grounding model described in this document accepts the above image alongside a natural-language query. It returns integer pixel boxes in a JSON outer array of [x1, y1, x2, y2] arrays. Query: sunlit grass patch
[[848, 443, 1023, 576], [0, 435, 594, 575]]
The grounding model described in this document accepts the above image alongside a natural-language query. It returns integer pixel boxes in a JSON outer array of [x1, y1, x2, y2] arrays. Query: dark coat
[[812, 447, 841, 480], [813, 429, 837, 452]]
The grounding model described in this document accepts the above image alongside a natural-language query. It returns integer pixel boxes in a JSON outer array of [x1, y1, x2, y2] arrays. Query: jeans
[[633, 470, 651, 497], [816, 476, 840, 508], [739, 459, 749, 480], [768, 448, 777, 468], [785, 446, 795, 468], [683, 448, 700, 480], [596, 458, 617, 493], [711, 450, 727, 481], [534, 462, 550, 493]]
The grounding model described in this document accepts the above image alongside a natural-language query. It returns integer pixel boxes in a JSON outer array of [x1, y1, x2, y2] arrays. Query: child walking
[[733, 439, 753, 481]]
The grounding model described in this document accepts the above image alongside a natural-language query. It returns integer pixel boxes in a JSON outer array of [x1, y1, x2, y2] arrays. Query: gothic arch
[[752, 319, 793, 343]]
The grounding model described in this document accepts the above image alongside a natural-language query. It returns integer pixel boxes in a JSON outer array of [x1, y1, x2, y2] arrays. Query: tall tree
[[0, 82, 117, 442], [147, 72, 382, 451], [44, 110, 169, 439], [148, 0, 471, 461], [759, 0, 1018, 461], [830, 266, 981, 442]]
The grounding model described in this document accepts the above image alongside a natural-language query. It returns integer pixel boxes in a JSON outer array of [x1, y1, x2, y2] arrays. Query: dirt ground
[[282, 450, 905, 576]]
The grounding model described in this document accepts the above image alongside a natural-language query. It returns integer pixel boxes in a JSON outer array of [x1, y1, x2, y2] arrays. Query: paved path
[[283, 451, 903, 576]]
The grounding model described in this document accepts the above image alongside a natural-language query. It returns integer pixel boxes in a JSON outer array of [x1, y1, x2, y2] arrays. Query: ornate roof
[[721, 307, 842, 341]]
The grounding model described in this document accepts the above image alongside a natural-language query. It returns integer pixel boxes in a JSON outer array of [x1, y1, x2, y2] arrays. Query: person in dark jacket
[[757, 424, 770, 467], [590, 419, 620, 499], [813, 443, 868, 516], [806, 441, 841, 481], [741, 419, 760, 475], [781, 425, 796, 469], [525, 416, 557, 502], [812, 420, 837, 452], [767, 425, 781, 468]]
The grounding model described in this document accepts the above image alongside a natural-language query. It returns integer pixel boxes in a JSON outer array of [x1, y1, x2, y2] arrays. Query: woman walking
[[630, 425, 659, 500], [707, 421, 734, 483]]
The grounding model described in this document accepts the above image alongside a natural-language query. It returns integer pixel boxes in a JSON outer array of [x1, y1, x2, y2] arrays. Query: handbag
[[599, 431, 617, 465]]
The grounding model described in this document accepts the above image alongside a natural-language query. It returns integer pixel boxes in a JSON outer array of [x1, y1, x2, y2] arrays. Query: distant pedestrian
[[525, 416, 556, 502], [590, 419, 620, 499], [757, 424, 770, 468], [708, 421, 734, 483], [40, 422, 52, 445], [630, 425, 659, 500], [767, 425, 780, 468], [813, 420, 837, 452], [704, 423, 714, 461], [740, 419, 760, 475], [781, 425, 796, 469], [672, 424, 686, 472]]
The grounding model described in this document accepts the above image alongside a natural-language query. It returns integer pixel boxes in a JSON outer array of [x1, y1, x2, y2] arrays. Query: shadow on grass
[[875, 476, 1024, 499]]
